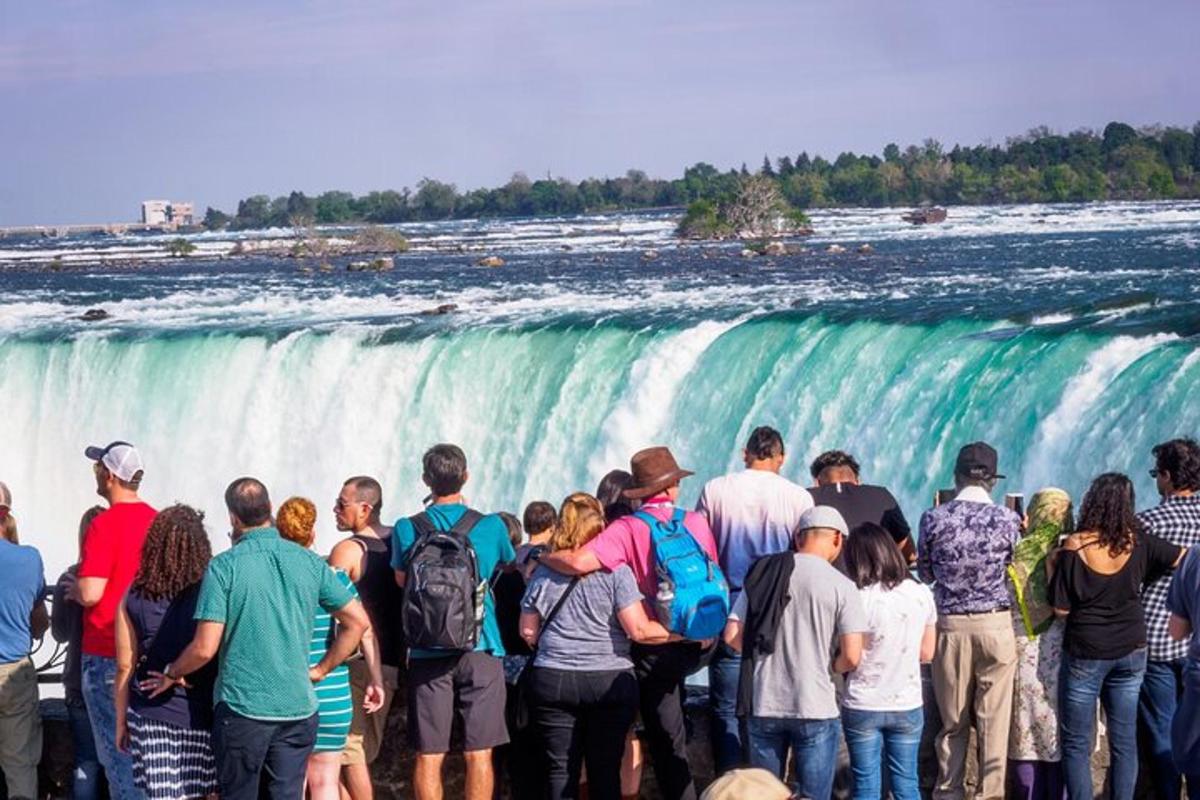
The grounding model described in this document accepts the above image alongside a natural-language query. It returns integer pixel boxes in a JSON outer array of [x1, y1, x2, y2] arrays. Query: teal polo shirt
[[195, 527, 354, 721], [392, 504, 516, 659]]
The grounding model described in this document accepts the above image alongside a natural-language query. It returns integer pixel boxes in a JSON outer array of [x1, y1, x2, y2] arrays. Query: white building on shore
[[141, 200, 195, 227]]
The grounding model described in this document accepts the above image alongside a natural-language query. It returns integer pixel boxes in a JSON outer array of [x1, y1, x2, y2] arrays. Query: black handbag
[[512, 576, 580, 732]]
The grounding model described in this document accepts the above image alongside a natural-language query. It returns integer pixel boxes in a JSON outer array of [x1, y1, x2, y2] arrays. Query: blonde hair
[[550, 492, 606, 552], [276, 496, 317, 549], [1, 515, 16, 544]]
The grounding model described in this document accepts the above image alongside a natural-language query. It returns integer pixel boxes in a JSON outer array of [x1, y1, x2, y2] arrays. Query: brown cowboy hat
[[622, 446, 695, 500]]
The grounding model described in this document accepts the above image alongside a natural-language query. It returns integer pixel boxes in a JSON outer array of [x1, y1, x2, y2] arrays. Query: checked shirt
[[1138, 495, 1200, 662]]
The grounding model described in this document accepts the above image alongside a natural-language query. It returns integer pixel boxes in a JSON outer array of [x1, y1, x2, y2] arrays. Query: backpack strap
[[409, 511, 437, 539], [449, 509, 485, 538]]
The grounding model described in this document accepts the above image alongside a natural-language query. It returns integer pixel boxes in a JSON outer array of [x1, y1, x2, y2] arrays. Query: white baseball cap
[[85, 441, 145, 482], [0, 481, 11, 511]]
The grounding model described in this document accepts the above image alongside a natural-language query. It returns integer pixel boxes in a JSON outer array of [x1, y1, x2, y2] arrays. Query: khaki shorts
[[341, 660, 400, 766]]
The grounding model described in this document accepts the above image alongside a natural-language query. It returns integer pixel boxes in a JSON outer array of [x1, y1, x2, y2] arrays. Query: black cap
[[954, 441, 1005, 480]]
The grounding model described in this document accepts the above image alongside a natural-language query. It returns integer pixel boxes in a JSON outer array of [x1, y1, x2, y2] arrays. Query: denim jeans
[[1172, 660, 1200, 800], [708, 640, 746, 775], [81, 654, 142, 800], [1059, 647, 1147, 800], [1139, 658, 1184, 800], [65, 694, 102, 800], [842, 707, 924, 800], [748, 716, 841, 800]]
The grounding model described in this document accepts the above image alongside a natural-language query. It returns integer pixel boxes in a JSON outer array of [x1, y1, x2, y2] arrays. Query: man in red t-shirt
[[73, 441, 156, 800], [544, 446, 719, 800]]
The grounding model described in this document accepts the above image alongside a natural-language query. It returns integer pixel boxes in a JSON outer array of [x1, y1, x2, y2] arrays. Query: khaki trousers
[[341, 660, 399, 766], [931, 610, 1017, 800], [0, 657, 42, 800]]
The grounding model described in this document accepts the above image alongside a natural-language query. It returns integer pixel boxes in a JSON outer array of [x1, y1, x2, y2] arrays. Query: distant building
[[140, 200, 195, 227], [142, 200, 170, 225]]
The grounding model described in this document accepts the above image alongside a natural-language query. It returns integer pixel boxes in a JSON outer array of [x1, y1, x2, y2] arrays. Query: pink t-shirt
[[585, 498, 720, 603]]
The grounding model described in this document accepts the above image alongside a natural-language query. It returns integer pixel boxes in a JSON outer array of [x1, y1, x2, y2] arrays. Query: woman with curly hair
[[519, 492, 676, 800], [1048, 473, 1186, 800], [114, 504, 218, 800], [276, 497, 384, 800]]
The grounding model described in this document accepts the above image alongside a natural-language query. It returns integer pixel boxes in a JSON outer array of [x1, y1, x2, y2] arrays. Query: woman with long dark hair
[[114, 504, 218, 800], [1048, 473, 1186, 800], [841, 523, 936, 800]]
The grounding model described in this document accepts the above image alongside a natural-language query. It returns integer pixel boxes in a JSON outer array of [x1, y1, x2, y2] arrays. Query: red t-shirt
[[78, 501, 157, 657]]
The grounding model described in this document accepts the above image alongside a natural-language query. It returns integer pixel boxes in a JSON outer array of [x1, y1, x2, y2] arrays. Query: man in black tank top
[[330, 476, 404, 800]]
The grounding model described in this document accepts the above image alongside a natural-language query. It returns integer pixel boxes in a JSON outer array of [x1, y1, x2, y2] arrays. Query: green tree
[[202, 207, 230, 230], [315, 191, 355, 223], [411, 179, 457, 220]]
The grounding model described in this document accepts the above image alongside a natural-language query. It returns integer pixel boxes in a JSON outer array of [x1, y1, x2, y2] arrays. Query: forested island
[[203, 121, 1200, 231]]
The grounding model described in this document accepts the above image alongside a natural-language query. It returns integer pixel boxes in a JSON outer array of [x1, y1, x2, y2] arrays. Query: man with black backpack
[[391, 444, 516, 800], [543, 446, 726, 800]]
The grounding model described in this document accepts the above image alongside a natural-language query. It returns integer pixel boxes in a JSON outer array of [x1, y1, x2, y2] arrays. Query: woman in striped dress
[[277, 497, 384, 800], [114, 504, 218, 800]]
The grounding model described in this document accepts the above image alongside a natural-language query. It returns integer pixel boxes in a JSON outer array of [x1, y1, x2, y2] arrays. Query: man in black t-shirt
[[809, 450, 915, 565]]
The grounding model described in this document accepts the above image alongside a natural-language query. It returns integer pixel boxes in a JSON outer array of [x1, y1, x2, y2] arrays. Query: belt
[[945, 607, 1010, 616]]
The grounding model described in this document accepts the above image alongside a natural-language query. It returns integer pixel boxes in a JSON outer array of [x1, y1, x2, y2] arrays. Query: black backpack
[[401, 509, 486, 651]]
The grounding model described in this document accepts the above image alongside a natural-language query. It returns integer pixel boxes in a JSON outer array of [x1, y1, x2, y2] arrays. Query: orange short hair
[[276, 496, 317, 549]]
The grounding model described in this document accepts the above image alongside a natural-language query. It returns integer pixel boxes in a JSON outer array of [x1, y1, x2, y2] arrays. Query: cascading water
[[2, 201, 1199, 579]]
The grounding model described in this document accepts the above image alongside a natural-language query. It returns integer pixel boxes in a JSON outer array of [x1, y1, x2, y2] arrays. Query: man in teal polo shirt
[[147, 477, 369, 800], [393, 444, 515, 800]]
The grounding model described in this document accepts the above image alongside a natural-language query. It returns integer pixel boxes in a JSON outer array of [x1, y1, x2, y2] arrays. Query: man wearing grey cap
[[74, 441, 157, 800], [722, 506, 867, 799], [918, 441, 1020, 800]]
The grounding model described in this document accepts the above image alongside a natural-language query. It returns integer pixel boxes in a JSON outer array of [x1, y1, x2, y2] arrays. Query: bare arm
[[919, 624, 936, 663], [329, 540, 366, 583], [146, 620, 224, 698], [357, 622, 386, 713], [114, 599, 137, 751], [30, 599, 49, 641], [309, 599, 369, 683], [833, 632, 864, 674], [76, 577, 108, 608], [1169, 613, 1193, 642], [616, 602, 676, 645], [394, 569, 406, 589], [540, 548, 603, 577], [519, 610, 541, 647], [1173, 547, 1188, 569], [723, 618, 744, 654]]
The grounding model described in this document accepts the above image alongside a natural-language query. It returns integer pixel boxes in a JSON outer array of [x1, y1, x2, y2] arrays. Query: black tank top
[[353, 532, 405, 667]]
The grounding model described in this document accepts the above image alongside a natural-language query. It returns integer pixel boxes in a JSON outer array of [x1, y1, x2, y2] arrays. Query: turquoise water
[[2, 202, 1198, 575]]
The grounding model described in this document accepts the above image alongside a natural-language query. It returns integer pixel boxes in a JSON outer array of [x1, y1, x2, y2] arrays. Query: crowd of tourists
[[0, 430, 1199, 800]]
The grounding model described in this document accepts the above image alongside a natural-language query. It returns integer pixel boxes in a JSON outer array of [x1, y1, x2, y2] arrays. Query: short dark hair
[[423, 444, 468, 497], [522, 501, 557, 536], [1153, 438, 1200, 492], [224, 477, 272, 528], [345, 476, 383, 521], [809, 450, 860, 480], [843, 523, 911, 590], [745, 426, 785, 461]]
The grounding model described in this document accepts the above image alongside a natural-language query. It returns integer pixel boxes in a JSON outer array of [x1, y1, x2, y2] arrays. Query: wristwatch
[[163, 662, 175, 680]]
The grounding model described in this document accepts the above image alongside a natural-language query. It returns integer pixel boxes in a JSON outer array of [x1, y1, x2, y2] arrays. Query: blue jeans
[[1139, 658, 1184, 800], [842, 707, 924, 800], [65, 694, 102, 800], [81, 654, 142, 800], [748, 716, 840, 799], [1059, 648, 1147, 800], [708, 640, 746, 775]]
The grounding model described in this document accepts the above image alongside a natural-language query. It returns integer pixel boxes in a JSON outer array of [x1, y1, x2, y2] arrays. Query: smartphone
[[934, 489, 956, 506], [1005, 493, 1025, 518]]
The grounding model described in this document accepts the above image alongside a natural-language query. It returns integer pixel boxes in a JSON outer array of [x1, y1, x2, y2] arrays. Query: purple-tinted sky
[[1, 0, 1197, 225]]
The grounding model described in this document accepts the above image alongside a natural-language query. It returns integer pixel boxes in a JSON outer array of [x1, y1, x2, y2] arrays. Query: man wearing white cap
[[723, 506, 867, 800], [74, 441, 157, 800]]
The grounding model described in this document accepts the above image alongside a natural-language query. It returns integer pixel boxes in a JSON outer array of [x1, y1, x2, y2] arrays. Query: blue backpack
[[634, 508, 730, 640]]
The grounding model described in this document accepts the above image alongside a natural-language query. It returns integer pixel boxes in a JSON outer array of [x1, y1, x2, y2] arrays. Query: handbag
[[512, 576, 580, 732]]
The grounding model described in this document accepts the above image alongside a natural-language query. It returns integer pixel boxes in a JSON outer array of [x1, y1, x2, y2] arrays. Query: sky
[[1, 0, 1198, 226]]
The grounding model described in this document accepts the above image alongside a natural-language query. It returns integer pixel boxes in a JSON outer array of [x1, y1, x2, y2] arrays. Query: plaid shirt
[[1138, 495, 1200, 662]]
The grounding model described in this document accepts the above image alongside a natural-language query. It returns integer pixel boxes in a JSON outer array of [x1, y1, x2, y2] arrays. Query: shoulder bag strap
[[534, 576, 581, 648]]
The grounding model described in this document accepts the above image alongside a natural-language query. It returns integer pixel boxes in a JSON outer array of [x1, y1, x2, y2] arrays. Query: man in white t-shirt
[[697, 426, 813, 774]]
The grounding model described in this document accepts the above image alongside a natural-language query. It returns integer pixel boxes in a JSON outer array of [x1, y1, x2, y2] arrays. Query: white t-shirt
[[697, 469, 813, 595], [843, 580, 937, 712]]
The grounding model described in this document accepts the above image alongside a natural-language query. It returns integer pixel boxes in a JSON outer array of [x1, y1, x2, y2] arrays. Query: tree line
[[202, 121, 1200, 230]]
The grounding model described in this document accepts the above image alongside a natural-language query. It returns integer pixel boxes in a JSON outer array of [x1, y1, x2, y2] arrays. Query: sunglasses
[[1149, 469, 1162, 478]]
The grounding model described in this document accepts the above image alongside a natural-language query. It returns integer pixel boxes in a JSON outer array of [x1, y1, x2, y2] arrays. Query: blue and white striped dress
[[309, 568, 356, 752]]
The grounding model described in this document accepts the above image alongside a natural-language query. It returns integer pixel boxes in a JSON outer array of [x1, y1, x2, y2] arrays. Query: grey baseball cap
[[796, 505, 849, 537]]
